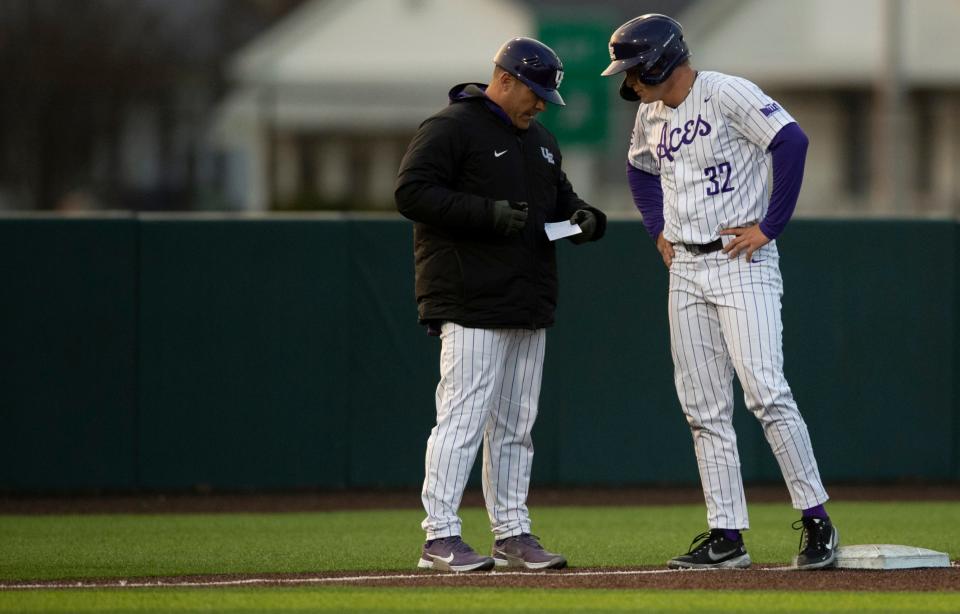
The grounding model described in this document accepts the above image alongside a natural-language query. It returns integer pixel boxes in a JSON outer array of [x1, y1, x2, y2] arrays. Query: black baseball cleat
[[793, 517, 839, 570], [667, 529, 751, 569]]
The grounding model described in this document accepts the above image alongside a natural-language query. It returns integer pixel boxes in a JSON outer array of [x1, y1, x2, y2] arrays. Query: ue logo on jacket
[[540, 147, 555, 165]]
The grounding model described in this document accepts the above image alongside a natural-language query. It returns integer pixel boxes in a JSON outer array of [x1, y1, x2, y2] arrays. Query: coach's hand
[[568, 209, 596, 244], [492, 200, 528, 236], [656, 232, 674, 268], [720, 224, 770, 262]]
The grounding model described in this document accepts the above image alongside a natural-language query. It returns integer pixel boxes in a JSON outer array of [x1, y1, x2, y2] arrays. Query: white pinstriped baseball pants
[[421, 322, 545, 540], [668, 243, 829, 530]]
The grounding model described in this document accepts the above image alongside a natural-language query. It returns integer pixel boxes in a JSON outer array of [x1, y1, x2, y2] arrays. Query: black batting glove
[[492, 200, 528, 236], [569, 209, 596, 244]]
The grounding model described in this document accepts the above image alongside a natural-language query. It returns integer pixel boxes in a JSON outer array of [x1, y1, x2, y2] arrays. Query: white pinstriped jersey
[[630, 72, 831, 529], [627, 71, 794, 244]]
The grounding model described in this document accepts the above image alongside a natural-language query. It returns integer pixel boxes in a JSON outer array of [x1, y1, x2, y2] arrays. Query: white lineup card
[[544, 221, 582, 241]]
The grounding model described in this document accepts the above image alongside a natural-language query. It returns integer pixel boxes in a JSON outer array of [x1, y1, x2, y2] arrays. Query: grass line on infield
[[2, 587, 960, 614], [1, 502, 958, 581]]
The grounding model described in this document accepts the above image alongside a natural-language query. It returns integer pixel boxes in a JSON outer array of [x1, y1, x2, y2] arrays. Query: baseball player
[[602, 14, 839, 570], [396, 37, 606, 572]]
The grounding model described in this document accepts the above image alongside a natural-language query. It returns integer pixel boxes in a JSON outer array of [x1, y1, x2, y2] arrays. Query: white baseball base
[[835, 544, 950, 570]]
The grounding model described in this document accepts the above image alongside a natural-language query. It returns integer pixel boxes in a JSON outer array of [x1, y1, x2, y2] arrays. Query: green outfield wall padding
[[777, 221, 957, 481], [0, 218, 139, 490], [544, 224, 696, 485], [0, 217, 957, 492], [137, 219, 352, 490], [345, 221, 437, 488], [950, 220, 960, 482]]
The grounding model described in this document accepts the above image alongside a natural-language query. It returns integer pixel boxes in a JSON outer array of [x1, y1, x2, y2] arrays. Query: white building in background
[[211, 0, 960, 217], [210, 0, 535, 211]]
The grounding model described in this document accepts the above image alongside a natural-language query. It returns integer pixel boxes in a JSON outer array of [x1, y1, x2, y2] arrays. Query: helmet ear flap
[[620, 77, 640, 101]]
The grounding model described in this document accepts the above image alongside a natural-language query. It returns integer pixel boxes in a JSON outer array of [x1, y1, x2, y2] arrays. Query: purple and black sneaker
[[793, 517, 839, 570], [667, 529, 751, 569], [417, 536, 495, 572], [492, 533, 568, 570]]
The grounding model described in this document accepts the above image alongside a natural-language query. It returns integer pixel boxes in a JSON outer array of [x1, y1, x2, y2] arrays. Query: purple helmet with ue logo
[[493, 37, 565, 106], [601, 14, 690, 100]]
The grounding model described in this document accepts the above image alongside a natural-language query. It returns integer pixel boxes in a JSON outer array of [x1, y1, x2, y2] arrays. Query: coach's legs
[[715, 258, 829, 511], [482, 328, 545, 539], [669, 261, 750, 530], [421, 323, 503, 540]]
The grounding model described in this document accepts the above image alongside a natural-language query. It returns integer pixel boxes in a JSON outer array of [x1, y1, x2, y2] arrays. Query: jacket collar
[[448, 82, 516, 130]]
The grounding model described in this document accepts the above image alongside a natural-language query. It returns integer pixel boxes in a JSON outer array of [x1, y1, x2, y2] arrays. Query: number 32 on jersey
[[704, 162, 735, 196]]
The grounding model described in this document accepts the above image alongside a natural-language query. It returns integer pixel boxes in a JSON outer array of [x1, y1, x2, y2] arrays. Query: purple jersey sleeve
[[626, 161, 665, 239], [759, 122, 808, 240]]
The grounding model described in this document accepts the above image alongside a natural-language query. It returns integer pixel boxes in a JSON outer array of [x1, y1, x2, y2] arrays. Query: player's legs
[[669, 257, 750, 530], [482, 328, 545, 539], [712, 255, 829, 511], [421, 323, 505, 539]]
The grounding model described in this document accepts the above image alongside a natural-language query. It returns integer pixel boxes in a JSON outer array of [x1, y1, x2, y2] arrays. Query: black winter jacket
[[395, 83, 606, 329]]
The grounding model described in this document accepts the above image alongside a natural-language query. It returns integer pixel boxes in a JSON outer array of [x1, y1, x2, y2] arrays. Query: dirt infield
[[2, 484, 959, 515], [2, 566, 958, 592]]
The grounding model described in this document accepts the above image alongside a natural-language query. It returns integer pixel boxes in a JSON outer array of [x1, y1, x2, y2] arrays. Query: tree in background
[[0, 0, 303, 211]]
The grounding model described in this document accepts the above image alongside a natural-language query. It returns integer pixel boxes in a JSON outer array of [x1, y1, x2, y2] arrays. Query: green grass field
[[5, 588, 960, 613], [1, 501, 958, 612]]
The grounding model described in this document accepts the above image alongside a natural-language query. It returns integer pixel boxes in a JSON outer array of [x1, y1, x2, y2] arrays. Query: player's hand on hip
[[656, 232, 674, 268], [720, 224, 770, 262]]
